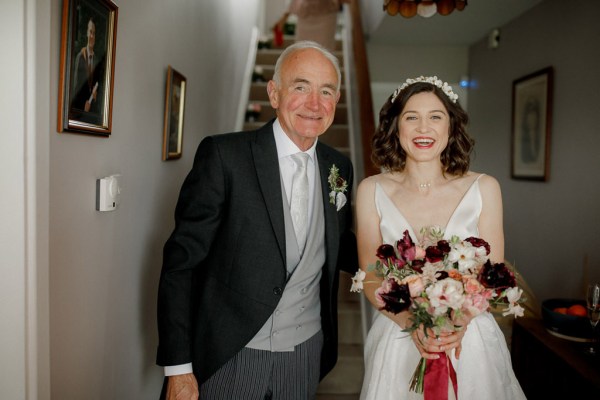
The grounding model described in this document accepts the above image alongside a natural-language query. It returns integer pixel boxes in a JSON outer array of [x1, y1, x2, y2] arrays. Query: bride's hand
[[410, 325, 468, 360], [450, 309, 475, 359]]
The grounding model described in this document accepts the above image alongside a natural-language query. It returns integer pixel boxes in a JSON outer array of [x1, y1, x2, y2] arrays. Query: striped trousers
[[201, 330, 324, 399], [160, 330, 324, 400]]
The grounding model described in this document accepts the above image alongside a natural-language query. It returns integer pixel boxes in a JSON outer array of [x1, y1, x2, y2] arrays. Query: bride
[[355, 77, 526, 399]]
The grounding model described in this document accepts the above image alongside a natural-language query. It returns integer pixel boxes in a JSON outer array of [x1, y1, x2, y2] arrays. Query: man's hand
[[84, 82, 99, 112], [166, 373, 199, 400]]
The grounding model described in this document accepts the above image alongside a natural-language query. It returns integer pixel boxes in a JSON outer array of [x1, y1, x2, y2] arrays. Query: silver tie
[[290, 152, 309, 251]]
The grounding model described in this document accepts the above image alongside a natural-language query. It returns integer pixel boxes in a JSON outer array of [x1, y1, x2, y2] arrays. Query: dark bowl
[[541, 298, 593, 340]]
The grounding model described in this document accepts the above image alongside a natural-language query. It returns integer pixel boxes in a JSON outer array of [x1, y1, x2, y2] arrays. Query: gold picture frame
[[162, 66, 187, 160], [57, 0, 118, 136]]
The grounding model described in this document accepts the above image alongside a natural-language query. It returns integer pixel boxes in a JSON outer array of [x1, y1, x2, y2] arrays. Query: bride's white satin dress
[[360, 178, 526, 400]]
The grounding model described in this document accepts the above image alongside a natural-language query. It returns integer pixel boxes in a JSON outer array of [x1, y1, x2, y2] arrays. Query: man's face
[[267, 48, 340, 151], [87, 20, 96, 51]]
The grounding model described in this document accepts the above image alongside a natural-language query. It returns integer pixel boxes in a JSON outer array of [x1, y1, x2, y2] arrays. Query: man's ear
[[267, 80, 279, 109]]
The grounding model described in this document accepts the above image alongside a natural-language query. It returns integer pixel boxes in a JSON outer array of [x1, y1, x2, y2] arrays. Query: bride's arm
[[355, 177, 412, 328], [478, 174, 504, 262]]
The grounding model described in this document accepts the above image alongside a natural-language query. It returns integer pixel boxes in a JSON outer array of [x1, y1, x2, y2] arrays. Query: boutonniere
[[328, 164, 348, 211]]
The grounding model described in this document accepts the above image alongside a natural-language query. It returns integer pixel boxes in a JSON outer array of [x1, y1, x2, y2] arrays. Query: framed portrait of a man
[[57, 0, 118, 136], [162, 66, 187, 160], [511, 67, 553, 181]]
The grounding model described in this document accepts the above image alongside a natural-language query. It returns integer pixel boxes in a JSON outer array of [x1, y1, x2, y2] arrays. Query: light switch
[[96, 174, 121, 211]]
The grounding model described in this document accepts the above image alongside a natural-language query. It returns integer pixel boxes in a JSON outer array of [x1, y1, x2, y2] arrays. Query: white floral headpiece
[[391, 76, 458, 104]]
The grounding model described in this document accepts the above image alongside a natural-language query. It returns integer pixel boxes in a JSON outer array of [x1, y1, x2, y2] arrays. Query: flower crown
[[391, 76, 458, 104]]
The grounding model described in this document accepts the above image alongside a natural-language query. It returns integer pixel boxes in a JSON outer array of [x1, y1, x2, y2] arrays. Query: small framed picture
[[511, 67, 553, 181], [162, 66, 187, 160], [57, 0, 118, 136]]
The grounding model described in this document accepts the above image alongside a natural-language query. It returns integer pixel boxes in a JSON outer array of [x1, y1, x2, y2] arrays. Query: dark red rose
[[397, 230, 418, 261], [436, 270, 449, 280], [425, 240, 451, 263], [437, 240, 451, 254], [465, 237, 491, 255], [376, 244, 396, 260], [379, 280, 412, 314], [410, 259, 424, 273], [425, 246, 445, 263], [478, 261, 516, 294]]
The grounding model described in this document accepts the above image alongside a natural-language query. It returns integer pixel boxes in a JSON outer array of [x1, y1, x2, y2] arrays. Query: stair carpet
[[244, 38, 363, 399]]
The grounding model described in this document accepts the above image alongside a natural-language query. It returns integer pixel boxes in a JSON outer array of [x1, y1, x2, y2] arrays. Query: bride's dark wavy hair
[[371, 82, 474, 175]]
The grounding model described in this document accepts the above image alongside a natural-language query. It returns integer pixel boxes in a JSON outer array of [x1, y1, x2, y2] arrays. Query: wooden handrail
[[349, 0, 379, 178]]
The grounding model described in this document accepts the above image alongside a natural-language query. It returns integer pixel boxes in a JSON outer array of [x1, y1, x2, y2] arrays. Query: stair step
[[256, 48, 344, 66], [338, 303, 363, 345], [317, 125, 350, 148], [317, 344, 364, 394], [338, 287, 360, 304], [261, 35, 344, 52], [253, 64, 346, 83]]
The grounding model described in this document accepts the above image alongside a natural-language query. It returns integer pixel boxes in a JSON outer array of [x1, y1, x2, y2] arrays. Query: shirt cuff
[[164, 363, 193, 376]]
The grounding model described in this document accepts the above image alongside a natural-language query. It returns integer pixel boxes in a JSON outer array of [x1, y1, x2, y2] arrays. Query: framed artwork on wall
[[511, 67, 553, 181], [57, 0, 118, 136], [162, 66, 187, 160]]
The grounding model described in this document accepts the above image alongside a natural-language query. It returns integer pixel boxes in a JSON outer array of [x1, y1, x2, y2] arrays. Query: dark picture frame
[[57, 0, 118, 136], [162, 66, 187, 160], [511, 67, 553, 181]]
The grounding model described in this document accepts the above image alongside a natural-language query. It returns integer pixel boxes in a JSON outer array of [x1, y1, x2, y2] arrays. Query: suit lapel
[[251, 123, 286, 263], [250, 126, 342, 273], [317, 144, 340, 279]]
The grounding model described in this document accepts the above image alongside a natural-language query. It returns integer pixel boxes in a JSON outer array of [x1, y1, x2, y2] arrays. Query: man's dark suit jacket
[[157, 120, 357, 384]]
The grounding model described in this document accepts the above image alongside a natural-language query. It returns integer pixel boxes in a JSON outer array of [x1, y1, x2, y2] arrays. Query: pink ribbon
[[424, 352, 458, 400]]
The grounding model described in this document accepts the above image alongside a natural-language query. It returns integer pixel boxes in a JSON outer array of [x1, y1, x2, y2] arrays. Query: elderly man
[[157, 40, 357, 399]]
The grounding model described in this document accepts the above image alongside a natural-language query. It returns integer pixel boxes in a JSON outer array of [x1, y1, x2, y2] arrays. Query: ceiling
[[365, 0, 545, 46]]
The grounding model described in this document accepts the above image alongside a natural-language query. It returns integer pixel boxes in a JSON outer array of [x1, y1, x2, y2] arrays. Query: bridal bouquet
[[350, 226, 524, 398]]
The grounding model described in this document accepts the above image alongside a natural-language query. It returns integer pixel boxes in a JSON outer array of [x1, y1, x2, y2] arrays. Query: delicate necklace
[[418, 182, 431, 189]]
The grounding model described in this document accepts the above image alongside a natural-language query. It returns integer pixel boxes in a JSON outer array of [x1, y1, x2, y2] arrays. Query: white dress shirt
[[273, 119, 317, 223]]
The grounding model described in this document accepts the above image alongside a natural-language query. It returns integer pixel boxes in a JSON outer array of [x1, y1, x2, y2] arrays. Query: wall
[[367, 44, 469, 85], [468, 0, 600, 302], [1, 0, 51, 398], [47, 0, 260, 398], [1, 1, 29, 397], [367, 43, 469, 121]]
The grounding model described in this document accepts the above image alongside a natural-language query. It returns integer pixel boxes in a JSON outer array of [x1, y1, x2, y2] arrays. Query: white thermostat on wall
[[96, 174, 121, 212]]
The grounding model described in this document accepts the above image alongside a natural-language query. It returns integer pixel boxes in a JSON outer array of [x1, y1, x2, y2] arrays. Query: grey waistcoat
[[246, 158, 326, 351]]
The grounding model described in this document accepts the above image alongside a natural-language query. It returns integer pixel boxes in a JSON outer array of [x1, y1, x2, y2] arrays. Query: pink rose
[[402, 274, 425, 297], [464, 277, 484, 294], [463, 292, 491, 316]]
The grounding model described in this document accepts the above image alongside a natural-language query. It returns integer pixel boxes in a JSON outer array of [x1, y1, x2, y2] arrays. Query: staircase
[[243, 36, 364, 399]]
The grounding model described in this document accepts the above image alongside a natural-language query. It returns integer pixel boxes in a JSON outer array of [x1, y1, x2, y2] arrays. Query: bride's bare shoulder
[[468, 171, 501, 194], [359, 172, 402, 192], [357, 172, 399, 197]]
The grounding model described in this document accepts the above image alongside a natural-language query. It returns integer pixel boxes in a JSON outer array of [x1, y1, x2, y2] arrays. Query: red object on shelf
[[273, 24, 284, 47]]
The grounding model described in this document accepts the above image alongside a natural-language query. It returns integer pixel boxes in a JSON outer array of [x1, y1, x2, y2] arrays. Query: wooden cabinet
[[511, 317, 600, 399]]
